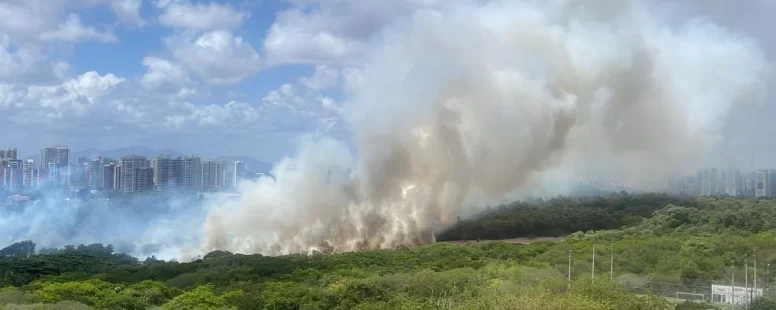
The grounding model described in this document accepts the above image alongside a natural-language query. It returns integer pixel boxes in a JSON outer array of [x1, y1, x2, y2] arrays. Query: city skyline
[[0, 145, 260, 194], [9, 143, 776, 198]]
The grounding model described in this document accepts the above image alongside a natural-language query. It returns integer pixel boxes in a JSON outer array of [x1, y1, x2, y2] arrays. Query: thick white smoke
[[201, 0, 770, 256]]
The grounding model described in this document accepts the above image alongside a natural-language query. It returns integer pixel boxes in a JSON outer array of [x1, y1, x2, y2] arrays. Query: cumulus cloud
[[109, 0, 146, 26], [163, 100, 261, 129], [0, 43, 70, 83], [140, 56, 193, 95], [263, 0, 443, 65], [0, 2, 117, 43], [38, 14, 117, 42], [300, 65, 340, 90], [262, 83, 338, 119], [166, 31, 261, 85], [157, 0, 249, 31]]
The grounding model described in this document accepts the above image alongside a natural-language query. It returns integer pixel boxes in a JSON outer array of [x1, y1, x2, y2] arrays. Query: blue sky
[[0, 0, 366, 162]]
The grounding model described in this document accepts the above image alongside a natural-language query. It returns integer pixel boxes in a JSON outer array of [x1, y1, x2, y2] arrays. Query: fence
[[618, 277, 773, 308]]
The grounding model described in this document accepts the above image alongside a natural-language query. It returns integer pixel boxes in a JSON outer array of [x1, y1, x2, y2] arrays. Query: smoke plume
[[201, 0, 770, 256]]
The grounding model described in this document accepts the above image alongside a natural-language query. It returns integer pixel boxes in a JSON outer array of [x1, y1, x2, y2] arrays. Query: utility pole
[[745, 254, 749, 309], [610, 241, 614, 280], [733, 260, 736, 310], [754, 249, 757, 304], [763, 263, 771, 295], [592, 244, 596, 281], [568, 249, 572, 289]]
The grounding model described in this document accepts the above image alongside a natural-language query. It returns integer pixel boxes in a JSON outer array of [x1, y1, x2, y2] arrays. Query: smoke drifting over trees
[[200, 0, 771, 256]]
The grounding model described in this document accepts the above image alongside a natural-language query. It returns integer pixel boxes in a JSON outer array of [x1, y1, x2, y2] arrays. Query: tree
[[0, 241, 36, 257]]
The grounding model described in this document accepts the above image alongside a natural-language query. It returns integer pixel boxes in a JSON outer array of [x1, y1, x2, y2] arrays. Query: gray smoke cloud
[[200, 0, 771, 256]]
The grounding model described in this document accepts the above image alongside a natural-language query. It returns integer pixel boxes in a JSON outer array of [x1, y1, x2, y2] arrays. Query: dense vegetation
[[437, 192, 695, 240], [2, 193, 776, 309]]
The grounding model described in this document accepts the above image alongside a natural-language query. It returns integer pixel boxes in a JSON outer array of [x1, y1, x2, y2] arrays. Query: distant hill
[[72, 146, 185, 160], [67, 146, 272, 173], [216, 156, 272, 173]]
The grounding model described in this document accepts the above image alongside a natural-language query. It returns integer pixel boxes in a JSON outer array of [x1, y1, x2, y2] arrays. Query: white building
[[233, 161, 245, 189], [711, 284, 763, 305]]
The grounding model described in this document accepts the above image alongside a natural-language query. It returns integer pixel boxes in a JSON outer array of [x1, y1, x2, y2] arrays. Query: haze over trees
[[1, 193, 776, 309]]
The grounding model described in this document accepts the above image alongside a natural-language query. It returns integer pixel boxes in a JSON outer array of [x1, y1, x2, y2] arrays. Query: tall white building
[[202, 160, 225, 192], [755, 169, 770, 198], [3, 159, 23, 191], [233, 161, 246, 189], [182, 156, 202, 192], [88, 157, 105, 189], [120, 155, 151, 193], [40, 146, 69, 187], [22, 159, 36, 188]]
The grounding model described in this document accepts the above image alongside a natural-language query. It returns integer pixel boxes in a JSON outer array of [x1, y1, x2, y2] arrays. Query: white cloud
[[158, 0, 249, 31], [110, 0, 146, 26], [0, 70, 269, 135], [0, 71, 124, 120], [0, 43, 70, 83], [166, 31, 261, 85], [261, 83, 339, 119], [141, 56, 191, 93], [341, 67, 364, 93], [164, 100, 261, 128], [0, 2, 116, 44], [300, 65, 340, 90], [263, 0, 443, 65], [38, 13, 117, 43]]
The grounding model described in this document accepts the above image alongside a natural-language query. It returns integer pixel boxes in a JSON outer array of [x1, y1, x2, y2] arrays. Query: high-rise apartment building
[[136, 167, 154, 192], [3, 159, 23, 191], [182, 156, 202, 192], [88, 157, 105, 189], [120, 155, 151, 193], [233, 161, 246, 188], [0, 148, 17, 160], [202, 160, 225, 192], [154, 156, 184, 191], [754, 169, 776, 198], [103, 162, 117, 190], [22, 159, 36, 188], [696, 168, 719, 196], [722, 168, 743, 197], [40, 146, 69, 187], [113, 164, 122, 190]]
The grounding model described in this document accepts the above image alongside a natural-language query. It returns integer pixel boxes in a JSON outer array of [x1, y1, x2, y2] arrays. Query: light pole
[[745, 254, 748, 309], [610, 241, 614, 280], [592, 244, 596, 281], [753, 249, 757, 304]]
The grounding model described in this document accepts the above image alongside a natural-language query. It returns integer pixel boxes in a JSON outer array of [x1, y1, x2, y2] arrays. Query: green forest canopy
[[2, 193, 776, 309]]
